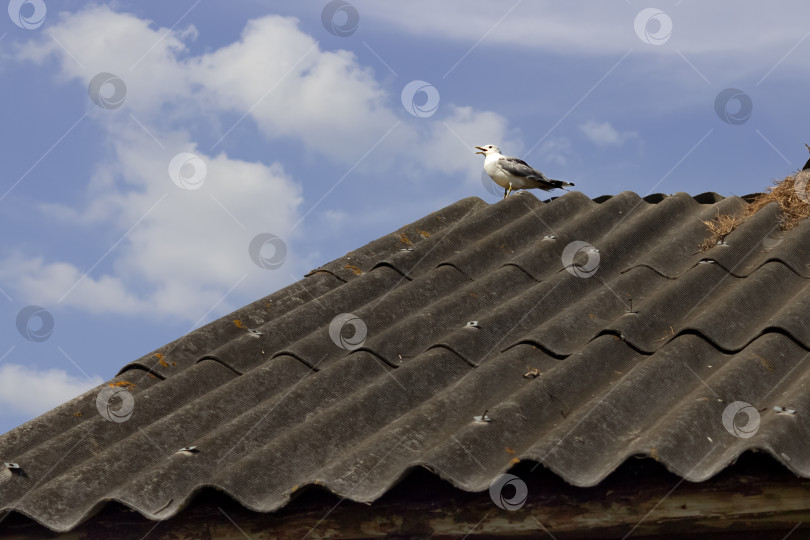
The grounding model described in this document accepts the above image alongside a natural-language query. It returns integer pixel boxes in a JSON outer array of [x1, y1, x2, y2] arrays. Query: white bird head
[[474, 144, 501, 156]]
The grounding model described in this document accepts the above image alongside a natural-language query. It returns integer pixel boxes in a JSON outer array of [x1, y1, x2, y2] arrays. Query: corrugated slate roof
[[3, 190, 810, 532]]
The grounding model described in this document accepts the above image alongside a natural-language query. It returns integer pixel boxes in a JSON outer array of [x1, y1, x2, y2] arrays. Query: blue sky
[[1, 0, 809, 435]]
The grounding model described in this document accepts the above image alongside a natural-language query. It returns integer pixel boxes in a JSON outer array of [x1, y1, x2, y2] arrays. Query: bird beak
[[474, 146, 486, 155]]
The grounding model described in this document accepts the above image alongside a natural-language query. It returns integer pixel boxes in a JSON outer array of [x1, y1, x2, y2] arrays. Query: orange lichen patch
[[110, 381, 135, 391], [417, 229, 431, 238], [344, 264, 363, 275], [505, 447, 516, 454], [73, 411, 82, 417], [509, 457, 521, 466], [234, 319, 247, 329], [649, 448, 660, 462], [756, 355, 774, 371], [148, 373, 158, 379], [155, 353, 168, 367], [398, 233, 413, 245], [700, 171, 810, 251]]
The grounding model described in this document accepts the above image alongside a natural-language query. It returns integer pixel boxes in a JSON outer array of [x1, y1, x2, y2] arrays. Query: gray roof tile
[[3, 190, 810, 532]]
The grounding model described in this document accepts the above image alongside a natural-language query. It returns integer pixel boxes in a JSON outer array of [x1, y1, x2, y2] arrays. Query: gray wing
[[497, 156, 549, 181]]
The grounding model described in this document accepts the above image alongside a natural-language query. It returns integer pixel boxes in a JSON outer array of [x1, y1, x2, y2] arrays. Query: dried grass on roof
[[699, 167, 810, 252]]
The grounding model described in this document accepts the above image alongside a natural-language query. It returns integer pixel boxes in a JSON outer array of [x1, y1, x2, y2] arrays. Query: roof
[[2, 190, 810, 533]]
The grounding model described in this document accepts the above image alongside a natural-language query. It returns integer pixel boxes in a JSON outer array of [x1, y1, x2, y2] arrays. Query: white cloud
[[537, 137, 574, 168], [192, 17, 396, 158], [1, 127, 303, 320], [360, 0, 810, 67], [6, 5, 513, 322], [579, 120, 636, 147], [421, 105, 516, 184], [0, 253, 144, 314], [321, 209, 349, 228], [16, 6, 512, 171], [17, 7, 398, 163], [363, 1, 625, 54], [0, 363, 103, 418]]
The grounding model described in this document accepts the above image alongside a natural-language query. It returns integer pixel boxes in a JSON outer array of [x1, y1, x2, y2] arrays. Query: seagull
[[475, 145, 574, 199]]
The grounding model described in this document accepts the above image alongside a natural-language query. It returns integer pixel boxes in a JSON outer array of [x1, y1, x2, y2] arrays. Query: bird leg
[[506, 184, 514, 198], [503, 186, 508, 199]]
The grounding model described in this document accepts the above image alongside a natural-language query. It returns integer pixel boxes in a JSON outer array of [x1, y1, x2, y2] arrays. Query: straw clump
[[699, 147, 810, 251]]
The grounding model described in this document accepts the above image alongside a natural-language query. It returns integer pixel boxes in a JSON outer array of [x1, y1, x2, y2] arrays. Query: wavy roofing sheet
[[2, 191, 809, 532]]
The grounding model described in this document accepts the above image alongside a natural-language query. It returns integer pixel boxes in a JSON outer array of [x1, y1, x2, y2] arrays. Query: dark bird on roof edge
[[803, 143, 810, 171]]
